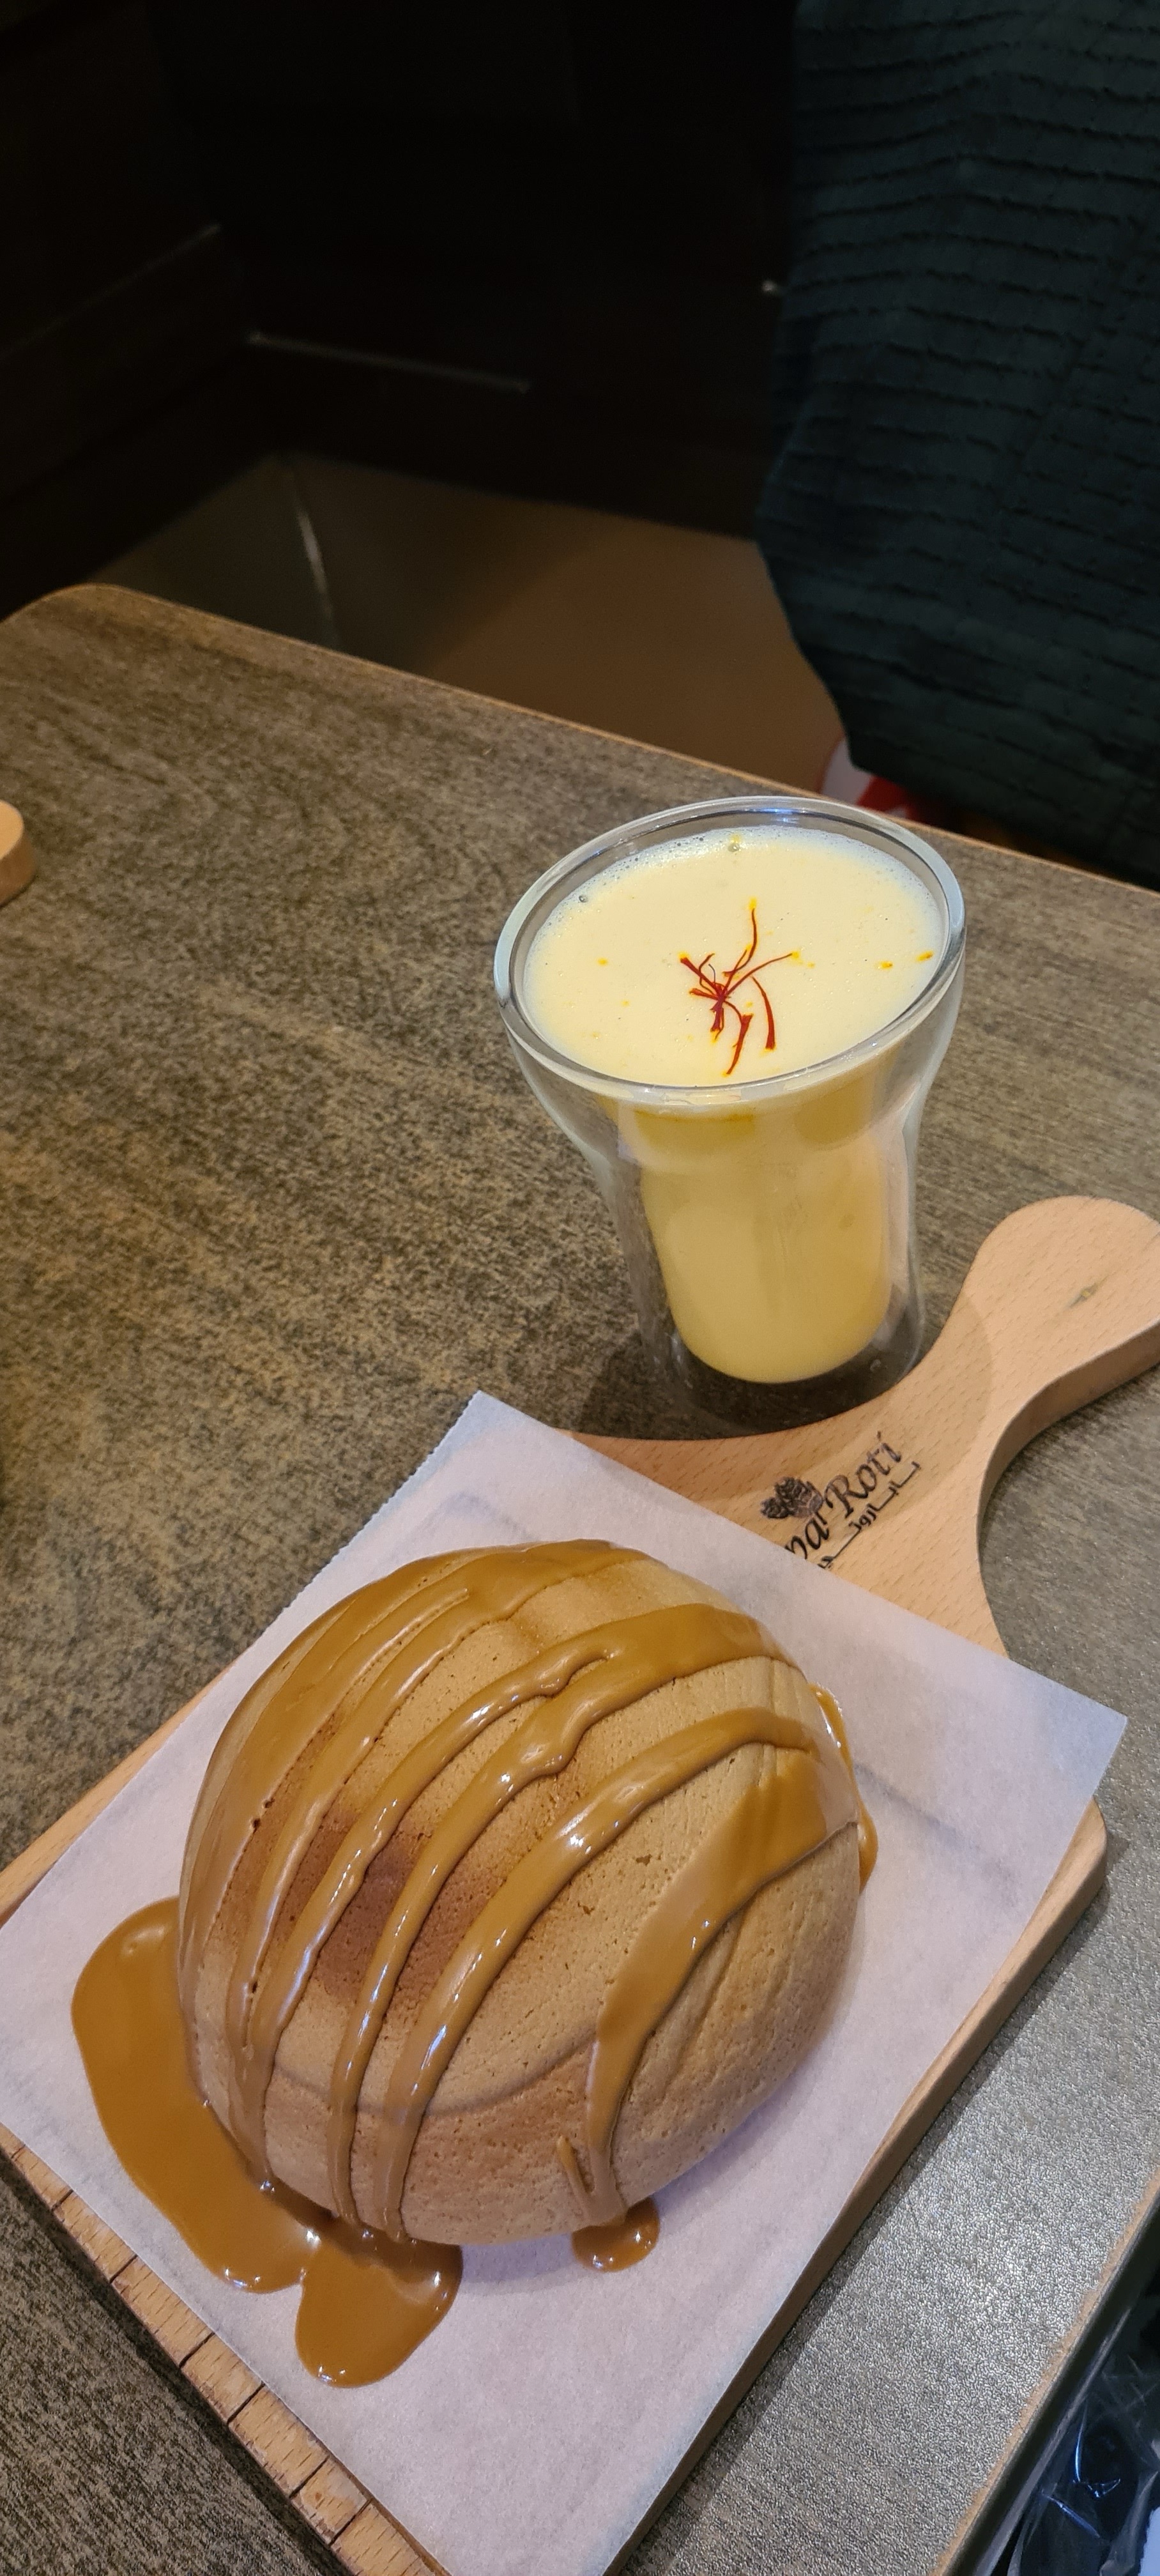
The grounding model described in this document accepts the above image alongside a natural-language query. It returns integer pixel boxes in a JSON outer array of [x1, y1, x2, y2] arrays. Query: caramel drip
[[572, 2200, 659, 2271], [294, 2221, 461, 2384], [809, 1684, 878, 1885], [370, 1698, 853, 2237], [77, 1900, 311, 2289], [72, 1900, 462, 2385], [324, 1602, 768, 2220], [572, 1740, 853, 2226]]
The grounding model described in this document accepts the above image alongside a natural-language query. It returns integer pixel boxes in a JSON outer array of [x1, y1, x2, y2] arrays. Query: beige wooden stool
[[0, 803, 34, 907]]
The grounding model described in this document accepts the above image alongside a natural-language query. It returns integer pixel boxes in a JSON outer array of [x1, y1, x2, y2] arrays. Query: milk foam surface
[[524, 828, 943, 1084]]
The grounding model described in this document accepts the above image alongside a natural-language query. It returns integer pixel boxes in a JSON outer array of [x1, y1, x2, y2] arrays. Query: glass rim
[[494, 793, 966, 1109]]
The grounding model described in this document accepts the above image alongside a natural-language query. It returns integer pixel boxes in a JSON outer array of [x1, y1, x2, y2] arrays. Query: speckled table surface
[[1, 585, 1158, 2576]]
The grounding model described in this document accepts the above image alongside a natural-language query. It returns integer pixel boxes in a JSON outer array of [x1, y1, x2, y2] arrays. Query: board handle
[[917, 1195, 1160, 1506], [798, 1196, 1160, 1650]]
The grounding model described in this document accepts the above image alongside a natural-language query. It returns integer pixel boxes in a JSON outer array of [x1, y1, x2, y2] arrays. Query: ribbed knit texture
[[756, 3, 1160, 884]]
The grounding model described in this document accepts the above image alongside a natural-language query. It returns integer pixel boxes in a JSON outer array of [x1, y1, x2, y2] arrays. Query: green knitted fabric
[[756, 2, 1160, 884]]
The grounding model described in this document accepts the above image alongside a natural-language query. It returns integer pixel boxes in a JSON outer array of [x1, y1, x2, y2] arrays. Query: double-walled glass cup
[[495, 796, 965, 1430]]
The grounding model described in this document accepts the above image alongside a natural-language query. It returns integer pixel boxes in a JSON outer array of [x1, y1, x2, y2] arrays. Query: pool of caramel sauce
[[72, 1900, 462, 2384], [72, 1898, 662, 2381]]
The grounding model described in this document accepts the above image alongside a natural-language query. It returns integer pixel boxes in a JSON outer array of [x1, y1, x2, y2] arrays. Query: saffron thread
[[678, 903, 793, 1075]]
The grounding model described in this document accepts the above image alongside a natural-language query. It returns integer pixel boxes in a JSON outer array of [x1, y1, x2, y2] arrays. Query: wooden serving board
[[2, 1193, 1158, 2576]]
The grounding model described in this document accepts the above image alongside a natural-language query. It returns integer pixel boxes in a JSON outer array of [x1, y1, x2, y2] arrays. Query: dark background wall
[[0, 0, 796, 618]]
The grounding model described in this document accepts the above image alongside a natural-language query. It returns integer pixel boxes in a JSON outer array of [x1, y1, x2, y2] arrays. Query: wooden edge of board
[[0, 2131, 442, 2576], [0, 1680, 1107, 2576]]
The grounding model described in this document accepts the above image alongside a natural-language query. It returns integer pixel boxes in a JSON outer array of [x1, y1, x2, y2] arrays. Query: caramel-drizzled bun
[[179, 1542, 867, 2244]]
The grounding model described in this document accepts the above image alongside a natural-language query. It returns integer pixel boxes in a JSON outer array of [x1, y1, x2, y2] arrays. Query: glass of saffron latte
[[494, 797, 965, 1427]]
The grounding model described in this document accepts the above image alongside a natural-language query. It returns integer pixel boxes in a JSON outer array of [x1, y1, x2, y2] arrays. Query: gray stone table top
[[1, 584, 1159, 2576]]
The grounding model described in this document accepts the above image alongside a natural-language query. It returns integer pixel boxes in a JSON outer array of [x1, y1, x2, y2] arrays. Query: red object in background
[[820, 739, 949, 827]]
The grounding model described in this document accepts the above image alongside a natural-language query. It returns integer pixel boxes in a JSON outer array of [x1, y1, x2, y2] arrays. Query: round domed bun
[[178, 1540, 864, 2245]]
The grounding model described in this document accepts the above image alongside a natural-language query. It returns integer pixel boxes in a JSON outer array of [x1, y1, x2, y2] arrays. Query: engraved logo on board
[[760, 1438, 921, 1568], [763, 1476, 825, 1522]]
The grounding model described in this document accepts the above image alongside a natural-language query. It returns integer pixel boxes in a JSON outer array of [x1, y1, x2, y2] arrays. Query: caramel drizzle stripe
[[225, 1548, 630, 2138], [178, 1593, 353, 1965], [319, 1604, 770, 2216], [241, 1625, 623, 2156], [240, 1604, 763, 2178], [810, 1685, 878, 1885], [216, 1544, 639, 2149], [179, 1554, 487, 2005], [574, 1745, 851, 2225], [370, 1705, 857, 2237]]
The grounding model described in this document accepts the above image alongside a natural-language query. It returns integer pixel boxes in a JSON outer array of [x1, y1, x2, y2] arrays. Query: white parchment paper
[[0, 1396, 1124, 2576]]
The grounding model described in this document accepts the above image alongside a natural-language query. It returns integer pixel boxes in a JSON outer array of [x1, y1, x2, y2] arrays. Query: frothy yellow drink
[[524, 827, 943, 1384]]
